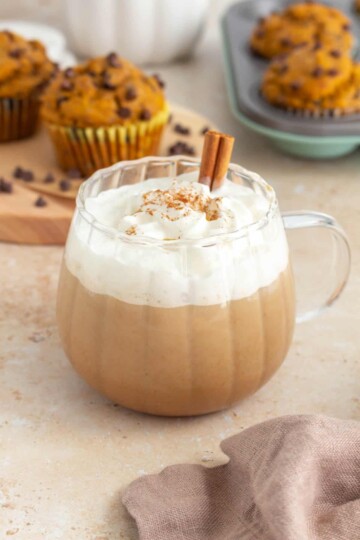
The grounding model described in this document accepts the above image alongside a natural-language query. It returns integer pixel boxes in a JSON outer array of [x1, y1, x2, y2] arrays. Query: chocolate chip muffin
[[41, 53, 169, 176], [0, 30, 55, 141], [251, 3, 353, 60], [261, 43, 359, 115]]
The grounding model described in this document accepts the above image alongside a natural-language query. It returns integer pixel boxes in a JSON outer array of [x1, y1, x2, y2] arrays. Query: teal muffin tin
[[221, 0, 360, 159]]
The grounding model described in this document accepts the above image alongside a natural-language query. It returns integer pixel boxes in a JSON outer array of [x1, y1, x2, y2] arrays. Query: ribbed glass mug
[[57, 157, 350, 416]]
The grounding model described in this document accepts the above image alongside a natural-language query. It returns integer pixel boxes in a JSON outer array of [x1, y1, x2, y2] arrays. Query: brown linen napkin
[[122, 415, 360, 540]]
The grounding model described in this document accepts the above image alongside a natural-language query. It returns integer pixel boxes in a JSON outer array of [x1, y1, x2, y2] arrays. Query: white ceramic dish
[[62, 0, 209, 64]]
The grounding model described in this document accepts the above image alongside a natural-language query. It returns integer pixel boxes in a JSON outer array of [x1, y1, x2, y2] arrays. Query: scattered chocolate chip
[[280, 37, 292, 47], [59, 179, 71, 192], [168, 114, 173, 124], [43, 173, 55, 183], [61, 79, 74, 91], [174, 123, 190, 135], [117, 107, 131, 119], [290, 81, 301, 91], [64, 67, 75, 78], [56, 96, 69, 108], [201, 126, 210, 135], [125, 86, 138, 101], [13, 166, 24, 179], [22, 170, 34, 182], [9, 48, 23, 58], [0, 178, 13, 193], [329, 50, 341, 58], [311, 67, 323, 78], [255, 30, 265, 38], [152, 73, 165, 89], [343, 23, 351, 31], [106, 52, 121, 68], [139, 109, 152, 121], [258, 16, 265, 24], [168, 141, 195, 157], [327, 69, 339, 77], [34, 196, 47, 207], [66, 168, 82, 179]]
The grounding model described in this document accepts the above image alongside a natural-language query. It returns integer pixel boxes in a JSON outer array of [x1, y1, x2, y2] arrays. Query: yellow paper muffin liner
[[44, 104, 170, 177], [0, 93, 40, 142]]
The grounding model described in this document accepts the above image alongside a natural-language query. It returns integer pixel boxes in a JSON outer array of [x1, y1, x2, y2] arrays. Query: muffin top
[[251, 2, 353, 59], [0, 30, 55, 99], [321, 63, 360, 114], [41, 54, 167, 128], [261, 43, 353, 111]]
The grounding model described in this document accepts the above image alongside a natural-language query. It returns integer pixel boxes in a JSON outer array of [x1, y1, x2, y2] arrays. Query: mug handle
[[282, 211, 351, 323]]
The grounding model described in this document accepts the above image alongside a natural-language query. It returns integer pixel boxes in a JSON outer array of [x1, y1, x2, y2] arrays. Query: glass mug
[[57, 157, 350, 416]]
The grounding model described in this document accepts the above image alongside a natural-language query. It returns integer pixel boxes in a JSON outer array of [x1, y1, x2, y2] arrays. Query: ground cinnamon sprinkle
[[138, 182, 222, 222], [125, 225, 137, 236]]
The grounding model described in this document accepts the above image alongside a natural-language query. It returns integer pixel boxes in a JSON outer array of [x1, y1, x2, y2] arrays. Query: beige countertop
[[1, 2, 360, 539]]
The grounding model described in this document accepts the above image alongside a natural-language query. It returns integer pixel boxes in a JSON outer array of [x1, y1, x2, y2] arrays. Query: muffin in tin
[[261, 43, 359, 115], [0, 30, 55, 142], [251, 2, 353, 60], [41, 53, 169, 176]]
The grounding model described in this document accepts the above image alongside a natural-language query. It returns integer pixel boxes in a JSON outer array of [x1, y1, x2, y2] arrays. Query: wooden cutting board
[[0, 104, 214, 245]]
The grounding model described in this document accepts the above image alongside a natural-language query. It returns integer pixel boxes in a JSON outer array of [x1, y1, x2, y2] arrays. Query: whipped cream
[[84, 174, 270, 241], [66, 170, 289, 307]]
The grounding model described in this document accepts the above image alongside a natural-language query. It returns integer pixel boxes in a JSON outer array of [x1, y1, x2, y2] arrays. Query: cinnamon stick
[[199, 130, 235, 191]]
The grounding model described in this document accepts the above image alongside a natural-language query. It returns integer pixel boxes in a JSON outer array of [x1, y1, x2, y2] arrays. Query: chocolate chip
[[256, 30, 265, 38], [343, 23, 351, 31], [174, 123, 191, 136], [152, 73, 165, 89], [168, 141, 195, 156], [43, 173, 55, 183], [117, 107, 131, 119], [125, 86, 138, 101], [66, 168, 82, 179], [139, 109, 152, 121], [278, 65, 288, 75], [311, 67, 323, 78], [290, 81, 301, 91], [9, 48, 23, 58], [329, 50, 341, 58], [106, 52, 121, 68], [64, 67, 75, 78], [168, 114, 173, 124], [59, 179, 71, 192], [280, 37, 292, 47], [0, 178, 13, 193], [201, 126, 210, 135], [34, 196, 47, 207], [13, 166, 24, 179], [327, 69, 339, 77], [56, 96, 69, 108], [22, 170, 34, 182], [61, 79, 74, 91], [103, 75, 117, 90], [4, 30, 15, 41]]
